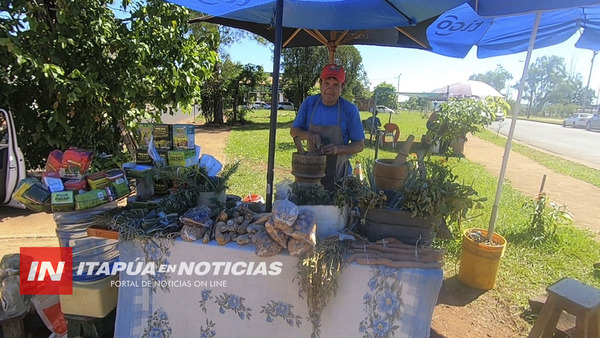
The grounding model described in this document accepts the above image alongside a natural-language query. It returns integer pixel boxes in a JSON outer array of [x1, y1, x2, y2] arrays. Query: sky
[[225, 33, 600, 103]]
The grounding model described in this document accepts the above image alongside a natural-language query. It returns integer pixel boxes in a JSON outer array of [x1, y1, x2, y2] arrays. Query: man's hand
[[320, 143, 337, 156]]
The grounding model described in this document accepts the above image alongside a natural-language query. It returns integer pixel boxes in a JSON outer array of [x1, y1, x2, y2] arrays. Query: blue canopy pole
[[265, 0, 283, 212], [487, 11, 542, 241]]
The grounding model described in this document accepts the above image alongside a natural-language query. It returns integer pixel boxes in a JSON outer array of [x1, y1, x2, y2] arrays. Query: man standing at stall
[[290, 64, 365, 191]]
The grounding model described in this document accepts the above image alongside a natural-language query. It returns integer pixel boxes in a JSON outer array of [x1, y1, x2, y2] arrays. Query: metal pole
[[583, 51, 597, 110], [397, 74, 402, 108], [487, 12, 541, 241], [265, 0, 283, 212]]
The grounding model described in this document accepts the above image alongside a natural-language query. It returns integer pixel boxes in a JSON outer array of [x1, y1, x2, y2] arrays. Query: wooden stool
[[529, 278, 600, 338]]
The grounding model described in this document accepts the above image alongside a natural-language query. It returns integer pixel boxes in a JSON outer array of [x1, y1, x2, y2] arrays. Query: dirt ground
[[2, 122, 598, 337]]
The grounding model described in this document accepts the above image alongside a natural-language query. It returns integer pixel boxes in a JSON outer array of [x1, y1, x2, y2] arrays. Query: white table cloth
[[115, 238, 442, 338]]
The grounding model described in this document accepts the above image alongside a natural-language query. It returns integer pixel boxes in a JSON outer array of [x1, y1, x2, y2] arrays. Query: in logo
[[20, 247, 73, 295]]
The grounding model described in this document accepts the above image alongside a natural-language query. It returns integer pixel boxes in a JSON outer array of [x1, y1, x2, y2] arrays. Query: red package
[[64, 179, 87, 191], [45, 150, 63, 172], [61, 147, 93, 178]]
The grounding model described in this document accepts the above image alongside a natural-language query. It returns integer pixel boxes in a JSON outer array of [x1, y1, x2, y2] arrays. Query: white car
[[563, 113, 592, 128], [249, 101, 271, 110], [369, 105, 395, 114], [0, 108, 26, 209], [277, 102, 295, 110]]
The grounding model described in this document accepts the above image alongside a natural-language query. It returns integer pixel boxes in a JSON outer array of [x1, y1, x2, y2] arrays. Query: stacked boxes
[[152, 124, 172, 150], [172, 124, 195, 149], [134, 123, 198, 167], [167, 149, 196, 167]]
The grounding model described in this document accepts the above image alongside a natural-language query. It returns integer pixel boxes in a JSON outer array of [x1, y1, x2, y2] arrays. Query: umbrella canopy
[[190, 15, 437, 63], [427, 3, 600, 59], [432, 80, 504, 99], [173, 0, 465, 29], [167, 0, 468, 211], [425, 1, 600, 240]]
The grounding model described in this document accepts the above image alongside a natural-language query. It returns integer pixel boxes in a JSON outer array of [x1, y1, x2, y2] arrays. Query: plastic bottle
[[353, 161, 363, 181]]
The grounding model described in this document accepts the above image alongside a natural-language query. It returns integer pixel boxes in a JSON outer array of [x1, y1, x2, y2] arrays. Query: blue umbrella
[[166, 0, 466, 210], [426, 2, 600, 239], [428, 3, 600, 58]]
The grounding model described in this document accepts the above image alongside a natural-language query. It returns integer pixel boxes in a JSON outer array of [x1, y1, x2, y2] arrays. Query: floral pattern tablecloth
[[114, 238, 442, 338]]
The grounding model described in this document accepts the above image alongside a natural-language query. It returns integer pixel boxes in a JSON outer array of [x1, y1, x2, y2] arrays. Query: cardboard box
[[152, 124, 172, 150], [172, 124, 195, 149], [167, 149, 196, 167], [59, 275, 118, 318], [86, 171, 110, 190], [136, 149, 153, 165], [51, 191, 75, 212], [136, 123, 154, 150]]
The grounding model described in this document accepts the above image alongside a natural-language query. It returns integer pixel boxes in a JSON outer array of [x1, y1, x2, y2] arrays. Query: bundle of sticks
[[348, 238, 444, 269]]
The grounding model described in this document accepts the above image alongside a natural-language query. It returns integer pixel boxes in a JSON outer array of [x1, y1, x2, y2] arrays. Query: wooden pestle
[[393, 134, 415, 166], [293, 136, 306, 155]]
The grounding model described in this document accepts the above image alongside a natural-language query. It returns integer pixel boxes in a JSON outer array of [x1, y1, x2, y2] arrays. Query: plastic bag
[[271, 199, 298, 232], [31, 294, 68, 336], [274, 179, 293, 200], [0, 276, 30, 321]]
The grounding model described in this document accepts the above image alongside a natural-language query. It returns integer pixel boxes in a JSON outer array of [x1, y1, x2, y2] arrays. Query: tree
[[281, 46, 327, 107], [281, 45, 366, 106], [372, 83, 397, 109], [0, 0, 217, 169], [526, 56, 568, 114], [222, 61, 266, 123], [401, 97, 431, 112], [469, 64, 513, 94], [333, 46, 369, 103], [190, 14, 269, 124]]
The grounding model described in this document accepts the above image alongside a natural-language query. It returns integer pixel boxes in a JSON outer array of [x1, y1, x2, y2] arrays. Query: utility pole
[[396, 73, 402, 108], [583, 50, 597, 111]]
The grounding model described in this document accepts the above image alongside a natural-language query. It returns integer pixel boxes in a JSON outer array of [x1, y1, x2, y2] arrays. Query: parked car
[[494, 112, 505, 121], [277, 102, 295, 110], [0, 108, 26, 209], [249, 101, 271, 110], [369, 105, 395, 114], [564, 113, 592, 128], [586, 114, 600, 131]]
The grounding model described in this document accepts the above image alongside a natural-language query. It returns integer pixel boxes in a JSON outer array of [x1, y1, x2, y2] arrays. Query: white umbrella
[[432, 80, 504, 99]]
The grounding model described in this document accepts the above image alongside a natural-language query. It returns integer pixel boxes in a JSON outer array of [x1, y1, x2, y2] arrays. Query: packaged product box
[[153, 180, 170, 195], [51, 191, 75, 212], [60, 147, 93, 179], [156, 150, 169, 166], [172, 124, 195, 149], [135, 149, 153, 165], [75, 189, 108, 210], [45, 150, 63, 172], [106, 169, 130, 197], [152, 124, 172, 150], [167, 149, 196, 167], [136, 123, 154, 150], [63, 179, 87, 192], [86, 171, 110, 190], [43, 176, 65, 193]]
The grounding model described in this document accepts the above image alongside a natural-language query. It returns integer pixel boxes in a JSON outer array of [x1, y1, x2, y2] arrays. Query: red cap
[[320, 64, 345, 84]]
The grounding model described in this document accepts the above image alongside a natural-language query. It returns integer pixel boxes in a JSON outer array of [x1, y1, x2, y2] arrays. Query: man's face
[[320, 77, 343, 105]]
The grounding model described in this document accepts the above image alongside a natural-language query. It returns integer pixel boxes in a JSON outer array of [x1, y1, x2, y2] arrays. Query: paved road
[[488, 118, 600, 170]]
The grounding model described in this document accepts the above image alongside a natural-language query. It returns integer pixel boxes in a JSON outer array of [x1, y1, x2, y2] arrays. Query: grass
[[222, 108, 600, 324]]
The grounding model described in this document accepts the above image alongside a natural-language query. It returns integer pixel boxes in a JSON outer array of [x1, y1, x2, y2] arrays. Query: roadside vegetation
[[223, 109, 600, 334]]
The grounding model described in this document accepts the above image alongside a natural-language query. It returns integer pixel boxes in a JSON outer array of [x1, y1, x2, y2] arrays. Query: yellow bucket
[[458, 228, 507, 290]]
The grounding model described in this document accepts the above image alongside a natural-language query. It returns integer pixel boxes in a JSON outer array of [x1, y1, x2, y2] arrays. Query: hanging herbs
[[295, 237, 354, 338]]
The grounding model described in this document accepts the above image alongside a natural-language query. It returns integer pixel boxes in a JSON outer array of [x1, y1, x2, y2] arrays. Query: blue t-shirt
[[292, 95, 365, 144]]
